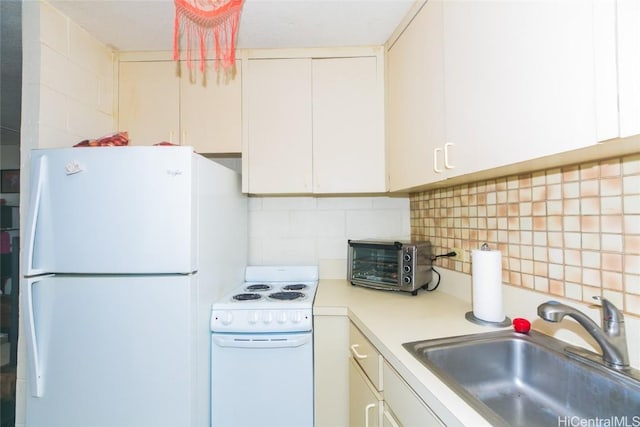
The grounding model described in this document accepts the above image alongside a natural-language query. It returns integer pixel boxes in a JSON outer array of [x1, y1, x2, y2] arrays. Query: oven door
[[348, 241, 403, 287], [211, 332, 313, 427]]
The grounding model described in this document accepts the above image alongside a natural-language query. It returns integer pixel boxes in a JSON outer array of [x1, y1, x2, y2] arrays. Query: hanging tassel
[[174, 0, 244, 73]]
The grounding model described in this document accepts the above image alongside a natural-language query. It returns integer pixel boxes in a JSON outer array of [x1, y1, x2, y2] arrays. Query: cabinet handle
[[350, 344, 368, 359], [365, 403, 376, 427], [444, 142, 455, 169], [169, 131, 174, 144], [433, 147, 443, 173]]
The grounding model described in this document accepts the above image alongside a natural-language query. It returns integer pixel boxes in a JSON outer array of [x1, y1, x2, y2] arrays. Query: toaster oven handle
[[348, 240, 403, 250]]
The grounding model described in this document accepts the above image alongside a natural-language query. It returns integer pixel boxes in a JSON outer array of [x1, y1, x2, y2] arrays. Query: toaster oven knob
[[403, 265, 411, 273], [404, 254, 412, 262], [403, 276, 412, 284]]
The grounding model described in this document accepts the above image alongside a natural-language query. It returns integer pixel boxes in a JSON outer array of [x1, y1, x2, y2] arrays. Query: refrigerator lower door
[[23, 274, 198, 427]]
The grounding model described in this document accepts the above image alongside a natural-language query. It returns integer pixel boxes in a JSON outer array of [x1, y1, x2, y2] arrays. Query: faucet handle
[[593, 296, 624, 327]]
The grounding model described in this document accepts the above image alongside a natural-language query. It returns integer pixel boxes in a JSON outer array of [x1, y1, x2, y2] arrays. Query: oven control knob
[[248, 311, 259, 324], [219, 311, 233, 325], [292, 311, 303, 323], [263, 311, 273, 324], [403, 276, 412, 284], [277, 312, 288, 323], [404, 254, 412, 262], [403, 265, 411, 273]]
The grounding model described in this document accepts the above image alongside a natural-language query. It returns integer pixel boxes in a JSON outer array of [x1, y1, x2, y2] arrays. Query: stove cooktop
[[210, 266, 319, 333], [214, 281, 318, 309]]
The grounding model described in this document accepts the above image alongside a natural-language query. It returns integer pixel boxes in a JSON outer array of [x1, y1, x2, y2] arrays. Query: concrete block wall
[[22, 0, 115, 153]]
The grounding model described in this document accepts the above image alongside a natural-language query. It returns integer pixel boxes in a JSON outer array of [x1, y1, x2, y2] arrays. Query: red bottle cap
[[513, 318, 531, 334]]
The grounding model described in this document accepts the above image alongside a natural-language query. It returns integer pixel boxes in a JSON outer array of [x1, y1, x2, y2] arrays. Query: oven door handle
[[212, 334, 311, 349]]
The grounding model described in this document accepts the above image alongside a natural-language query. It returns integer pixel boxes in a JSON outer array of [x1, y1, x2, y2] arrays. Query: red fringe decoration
[[174, 0, 245, 73]]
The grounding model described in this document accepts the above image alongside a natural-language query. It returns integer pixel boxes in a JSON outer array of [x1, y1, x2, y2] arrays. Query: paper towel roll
[[471, 249, 505, 322]]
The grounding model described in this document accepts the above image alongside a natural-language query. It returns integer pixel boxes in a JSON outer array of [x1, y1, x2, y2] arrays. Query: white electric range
[[210, 265, 319, 427]]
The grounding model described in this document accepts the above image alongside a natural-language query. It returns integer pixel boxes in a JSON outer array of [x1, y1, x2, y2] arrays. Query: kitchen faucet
[[537, 296, 630, 369]]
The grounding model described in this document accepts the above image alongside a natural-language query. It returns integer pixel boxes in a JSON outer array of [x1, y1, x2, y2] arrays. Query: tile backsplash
[[411, 153, 640, 317]]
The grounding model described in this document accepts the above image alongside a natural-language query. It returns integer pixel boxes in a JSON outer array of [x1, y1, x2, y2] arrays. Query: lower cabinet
[[348, 322, 445, 427], [350, 358, 383, 427], [314, 316, 447, 427], [383, 361, 444, 427]]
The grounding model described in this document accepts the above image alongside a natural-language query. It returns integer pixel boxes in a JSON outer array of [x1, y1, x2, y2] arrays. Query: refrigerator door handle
[[22, 277, 45, 397], [25, 155, 46, 276]]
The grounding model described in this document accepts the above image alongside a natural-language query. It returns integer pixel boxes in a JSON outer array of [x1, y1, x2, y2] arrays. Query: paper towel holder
[[465, 311, 512, 327], [467, 242, 511, 327]]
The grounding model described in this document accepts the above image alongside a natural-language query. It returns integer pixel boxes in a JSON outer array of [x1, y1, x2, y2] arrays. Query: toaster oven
[[347, 240, 432, 295]]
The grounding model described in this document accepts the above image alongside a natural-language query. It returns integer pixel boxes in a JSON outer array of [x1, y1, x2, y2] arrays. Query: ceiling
[[49, 0, 415, 51]]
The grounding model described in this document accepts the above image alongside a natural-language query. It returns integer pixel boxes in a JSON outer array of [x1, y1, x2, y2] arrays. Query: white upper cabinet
[[118, 59, 242, 153], [244, 58, 313, 194], [617, 0, 640, 137], [242, 51, 385, 194], [388, 0, 447, 191], [387, 0, 637, 192], [442, 0, 599, 174], [119, 61, 180, 146], [180, 62, 242, 153], [312, 57, 385, 194]]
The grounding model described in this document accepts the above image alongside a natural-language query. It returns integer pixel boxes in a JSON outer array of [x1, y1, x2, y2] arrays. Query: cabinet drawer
[[349, 322, 383, 391], [383, 361, 444, 427]]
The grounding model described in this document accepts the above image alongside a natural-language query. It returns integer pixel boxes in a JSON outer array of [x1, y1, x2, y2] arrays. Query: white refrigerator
[[21, 146, 247, 427]]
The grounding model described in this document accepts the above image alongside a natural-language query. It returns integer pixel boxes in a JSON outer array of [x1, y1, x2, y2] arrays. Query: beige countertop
[[313, 279, 509, 426]]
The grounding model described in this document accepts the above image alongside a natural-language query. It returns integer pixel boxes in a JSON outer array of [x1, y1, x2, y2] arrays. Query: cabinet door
[[383, 361, 444, 427], [618, 0, 640, 137], [349, 358, 382, 427], [388, 0, 447, 191], [593, 0, 618, 141], [443, 0, 598, 175], [245, 58, 312, 193], [312, 57, 385, 193], [118, 61, 180, 146], [180, 61, 242, 153]]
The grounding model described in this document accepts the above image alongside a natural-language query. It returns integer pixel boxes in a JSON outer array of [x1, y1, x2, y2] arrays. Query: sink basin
[[403, 330, 640, 427]]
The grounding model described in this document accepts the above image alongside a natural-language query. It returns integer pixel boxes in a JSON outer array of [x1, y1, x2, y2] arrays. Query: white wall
[[248, 195, 411, 279]]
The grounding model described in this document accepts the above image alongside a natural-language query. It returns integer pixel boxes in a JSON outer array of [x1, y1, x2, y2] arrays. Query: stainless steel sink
[[403, 330, 640, 427]]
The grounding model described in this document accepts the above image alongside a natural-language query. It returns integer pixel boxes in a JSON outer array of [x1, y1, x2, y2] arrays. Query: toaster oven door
[[348, 242, 402, 286]]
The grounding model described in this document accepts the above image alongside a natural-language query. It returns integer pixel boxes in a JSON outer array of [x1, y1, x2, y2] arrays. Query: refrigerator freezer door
[[25, 146, 197, 275], [23, 274, 197, 427]]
